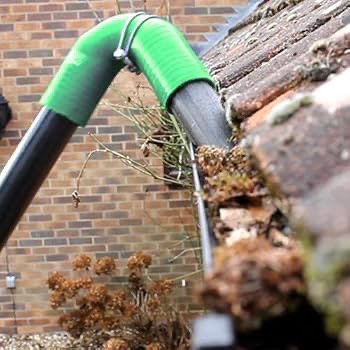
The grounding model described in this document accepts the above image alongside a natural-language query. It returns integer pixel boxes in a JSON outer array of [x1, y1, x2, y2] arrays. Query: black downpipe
[[0, 108, 77, 249]]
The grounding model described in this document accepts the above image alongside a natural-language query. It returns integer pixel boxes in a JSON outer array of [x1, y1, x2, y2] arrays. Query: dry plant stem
[[166, 0, 171, 22], [104, 87, 193, 184], [170, 114, 190, 154], [168, 247, 202, 263], [102, 101, 160, 133], [170, 269, 203, 282], [89, 133, 189, 187], [190, 191, 203, 266], [85, 0, 103, 22], [167, 235, 192, 249], [115, 0, 122, 14], [76, 149, 108, 193]]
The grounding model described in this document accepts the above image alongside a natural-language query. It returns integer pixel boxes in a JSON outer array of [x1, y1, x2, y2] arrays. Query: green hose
[[40, 13, 214, 126]]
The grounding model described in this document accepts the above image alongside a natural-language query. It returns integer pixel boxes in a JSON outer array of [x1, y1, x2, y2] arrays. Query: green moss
[[305, 236, 350, 335]]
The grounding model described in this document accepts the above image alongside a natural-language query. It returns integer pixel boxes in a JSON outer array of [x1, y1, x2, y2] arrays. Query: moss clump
[[305, 236, 350, 335]]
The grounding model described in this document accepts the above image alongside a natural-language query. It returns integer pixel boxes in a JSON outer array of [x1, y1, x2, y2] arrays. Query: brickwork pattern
[[0, 0, 243, 334]]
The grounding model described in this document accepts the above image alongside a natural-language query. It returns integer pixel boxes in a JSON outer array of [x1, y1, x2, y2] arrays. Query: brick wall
[[0, 0, 243, 334]]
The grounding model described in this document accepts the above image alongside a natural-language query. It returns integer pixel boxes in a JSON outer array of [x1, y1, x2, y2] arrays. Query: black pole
[[170, 81, 232, 148], [0, 107, 77, 249]]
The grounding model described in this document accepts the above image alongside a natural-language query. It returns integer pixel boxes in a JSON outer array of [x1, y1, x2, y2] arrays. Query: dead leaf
[[269, 228, 291, 247], [225, 227, 258, 246], [220, 208, 256, 230], [249, 198, 276, 224]]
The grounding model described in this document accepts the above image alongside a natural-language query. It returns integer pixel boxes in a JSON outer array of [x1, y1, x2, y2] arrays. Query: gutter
[[190, 143, 236, 350], [196, 0, 265, 58]]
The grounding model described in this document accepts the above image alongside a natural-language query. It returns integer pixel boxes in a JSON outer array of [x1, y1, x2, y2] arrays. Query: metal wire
[[190, 143, 214, 275], [4, 244, 18, 334], [115, 12, 145, 54], [124, 15, 160, 54], [113, 12, 161, 73]]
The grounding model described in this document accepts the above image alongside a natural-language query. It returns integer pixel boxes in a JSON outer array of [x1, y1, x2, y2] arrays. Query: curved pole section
[[40, 13, 214, 127], [0, 13, 231, 249]]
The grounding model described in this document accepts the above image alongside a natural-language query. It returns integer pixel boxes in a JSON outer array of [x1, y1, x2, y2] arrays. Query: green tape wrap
[[40, 14, 214, 126]]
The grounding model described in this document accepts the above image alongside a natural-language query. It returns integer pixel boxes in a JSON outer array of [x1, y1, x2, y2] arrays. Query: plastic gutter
[[190, 144, 236, 350], [196, 0, 265, 58]]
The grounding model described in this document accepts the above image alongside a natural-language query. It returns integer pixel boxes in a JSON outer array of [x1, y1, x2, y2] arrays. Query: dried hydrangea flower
[[49, 291, 66, 309], [61, 279, 79, 298], [102, 315, 120, 331], [146, 298, 161, 312], [122, 302, 137, 317], [59, 311, 84, 334], [102, 338, 129, 350], [47, 271, 66, 290], [127, 251, 152, 271], [146, 343, 162, 350], [150, 279, 174, 296], [88, 283, 108, 303], [76, 296, 89, 308], [128, 271, 143, 290], [94, 256, 116, 275], [73, 277, 93, 290], [72, 255, 92, 271], [84, 306, 104, 327], [107, 290, 127, 311]]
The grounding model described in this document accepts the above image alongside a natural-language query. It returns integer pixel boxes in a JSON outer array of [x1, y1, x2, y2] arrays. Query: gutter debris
[[195, 3, 350, 348], [194, 144, 336, 349]]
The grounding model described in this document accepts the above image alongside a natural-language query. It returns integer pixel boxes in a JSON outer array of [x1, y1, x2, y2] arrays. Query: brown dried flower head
[[76, 296, 89, 309], [61, 279, 79, 298], [107, 290, 127, 311], [122, 302, 137, 317], [102, 338, 129, 350], [102, 316, 120, 331], [49, 291, 66, 309], [146, 343, 162, 350], [150, 279, 174, 296], [59, 311, 84, 334], [84, 306, 105, 327], [128, 271, 142, 290], [47, 271, 66, 290], [48, 252, 190, 347], [127, 251, 152, 271], [146, 297, 161, 312], [73, 277, 93, 290], [94, 256, 117, 275], [72, 255, 92, 271], [88, 283, 108, 304]]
